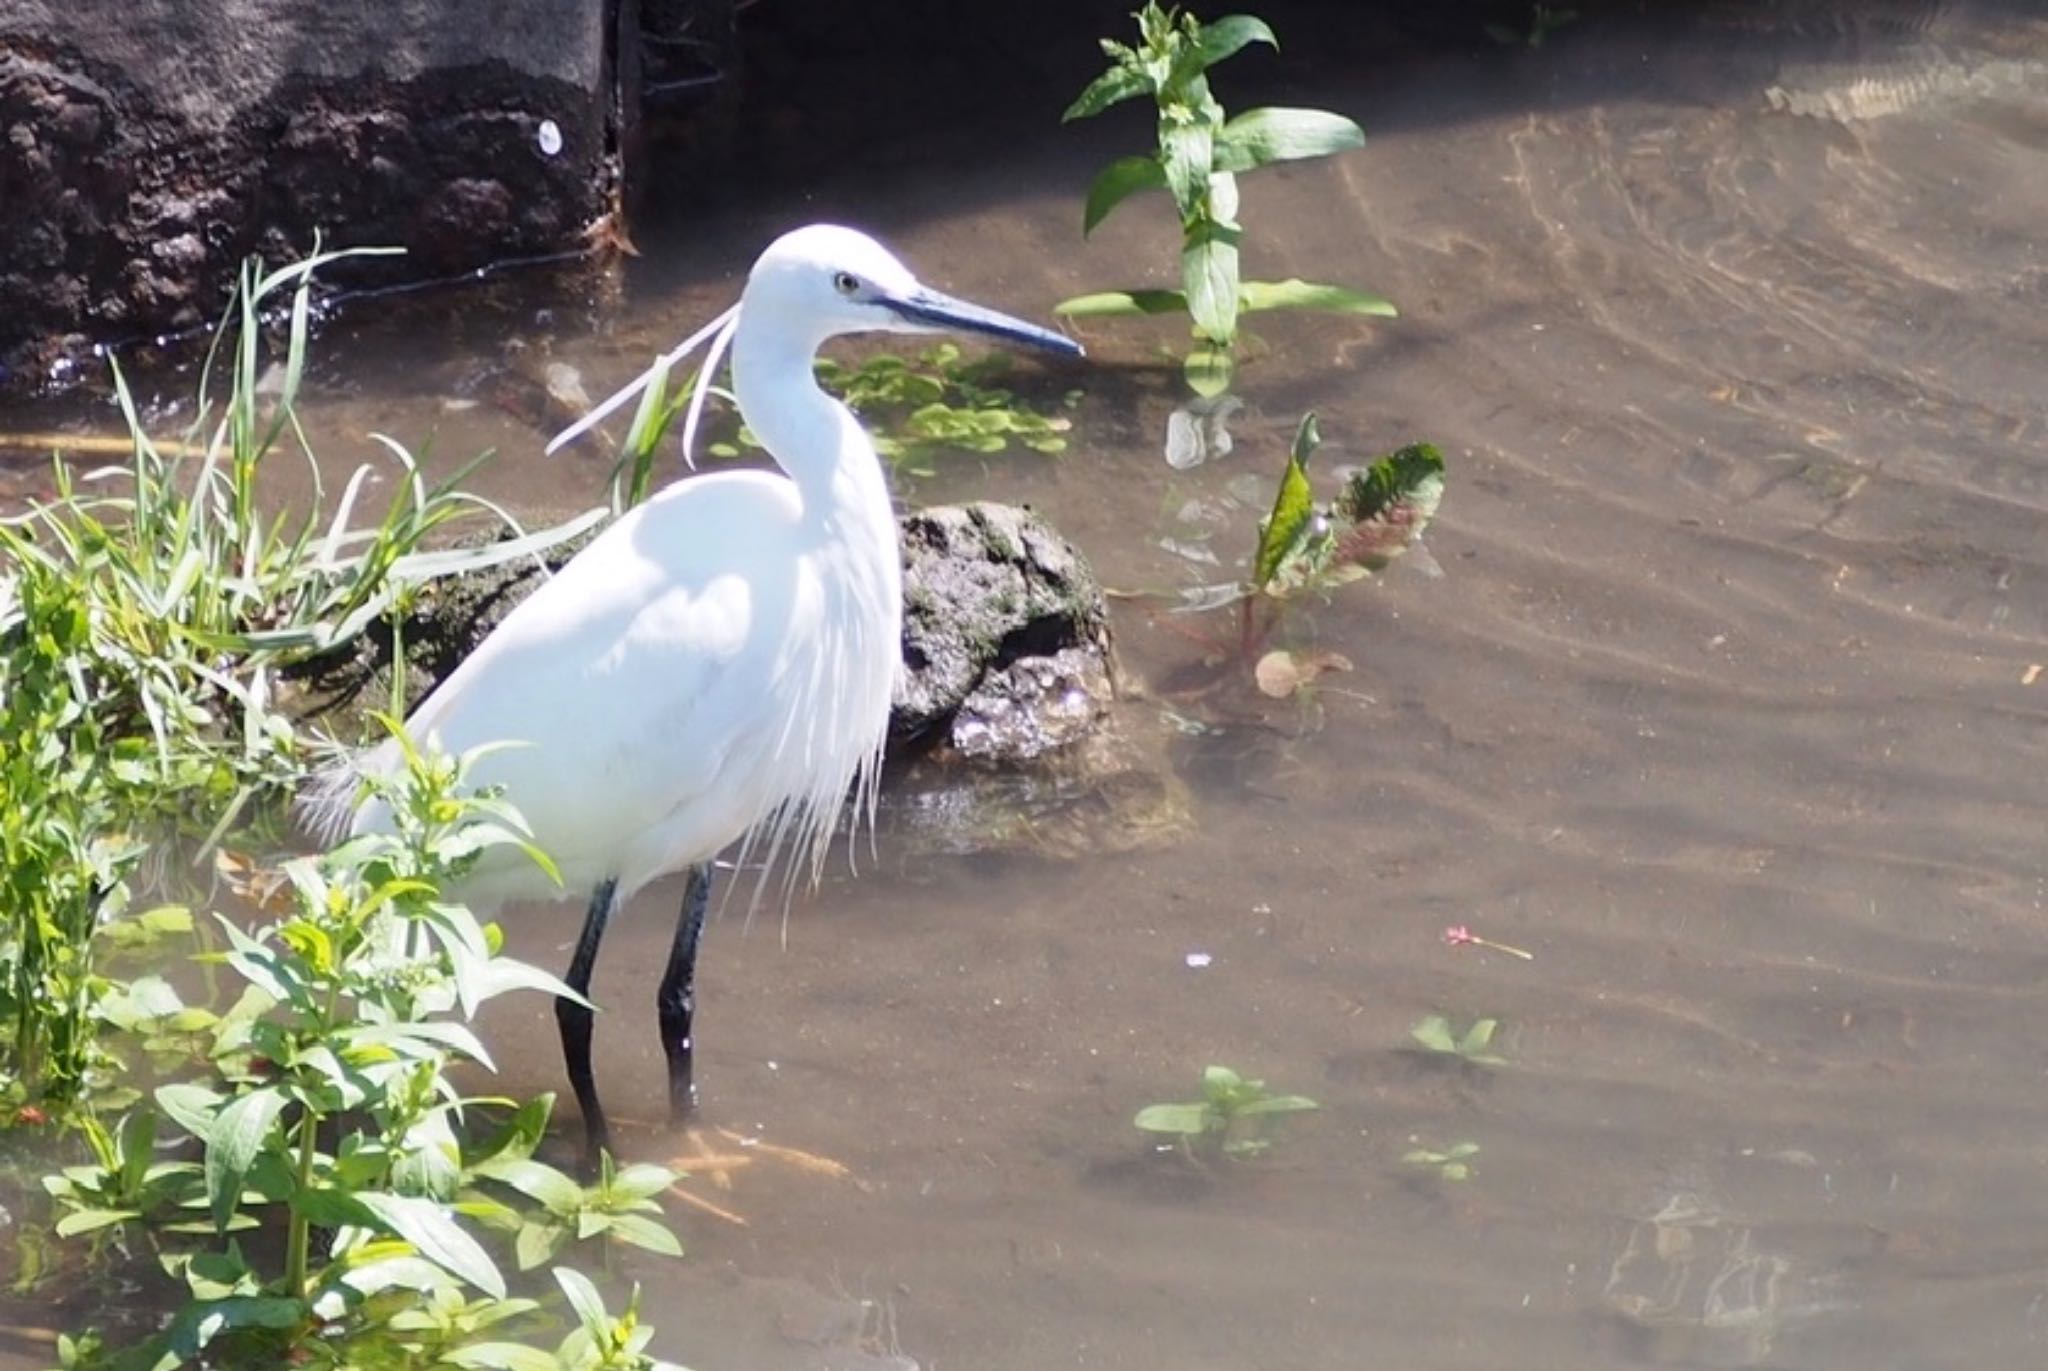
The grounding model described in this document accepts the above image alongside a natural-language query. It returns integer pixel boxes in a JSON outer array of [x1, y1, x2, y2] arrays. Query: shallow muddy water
[[6, 2, 2048, 1368]]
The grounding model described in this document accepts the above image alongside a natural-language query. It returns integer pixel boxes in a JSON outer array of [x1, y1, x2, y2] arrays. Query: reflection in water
[[7, 3, 2047, 1369]]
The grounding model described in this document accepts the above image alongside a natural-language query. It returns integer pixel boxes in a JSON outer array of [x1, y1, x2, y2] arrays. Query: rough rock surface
[[893, 502, 1113, 754], [0, 0, 615, 391]]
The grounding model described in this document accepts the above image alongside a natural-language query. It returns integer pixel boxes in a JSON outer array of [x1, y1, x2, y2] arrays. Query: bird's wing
[[354, 472, 811, 896]]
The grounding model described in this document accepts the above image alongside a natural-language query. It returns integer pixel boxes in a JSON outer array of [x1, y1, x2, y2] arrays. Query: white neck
[[732, 318, 893, 527]]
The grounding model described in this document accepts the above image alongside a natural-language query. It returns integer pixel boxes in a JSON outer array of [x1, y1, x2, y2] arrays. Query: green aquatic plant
[[1058, 3, 1395, 392], [37, 740, 685, 1371], [1407, 1013, 1508, 1067], [1134, 1063, 1319, 1157], [0, 247, 597, 1119], [1402, 1140, 1480, 1182], [466, 1145, 684, 1271]]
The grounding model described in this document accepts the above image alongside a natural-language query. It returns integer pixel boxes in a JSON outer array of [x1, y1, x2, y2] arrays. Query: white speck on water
[[537, 119, 563, 156], [1185, 952, 1213, 969]]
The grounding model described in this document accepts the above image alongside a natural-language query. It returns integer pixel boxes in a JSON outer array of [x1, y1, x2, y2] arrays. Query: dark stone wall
[[0, 0, 617, 389]]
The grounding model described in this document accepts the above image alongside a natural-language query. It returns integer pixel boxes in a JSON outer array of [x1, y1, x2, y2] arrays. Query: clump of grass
[[0, 247, 593, 1118]]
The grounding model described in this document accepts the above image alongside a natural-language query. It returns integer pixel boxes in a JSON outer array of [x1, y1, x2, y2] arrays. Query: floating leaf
[[1253, 649, 1354, 699]]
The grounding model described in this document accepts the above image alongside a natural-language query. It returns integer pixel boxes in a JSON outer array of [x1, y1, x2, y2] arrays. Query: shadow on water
[[5, 2, 2048, 1369]]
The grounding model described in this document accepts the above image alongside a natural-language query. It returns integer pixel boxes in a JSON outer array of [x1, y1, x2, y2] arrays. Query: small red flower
[[16, 1105, 48, 1126]]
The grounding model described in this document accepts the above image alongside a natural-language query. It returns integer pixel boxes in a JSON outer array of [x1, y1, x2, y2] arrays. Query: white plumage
[[308, 224, 1080, 1159]]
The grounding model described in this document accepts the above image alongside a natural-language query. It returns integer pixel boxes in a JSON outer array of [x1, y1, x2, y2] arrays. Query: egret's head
[[744, 224, 1082, 359]]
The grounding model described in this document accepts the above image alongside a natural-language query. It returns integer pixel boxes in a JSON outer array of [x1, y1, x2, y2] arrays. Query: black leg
[[657, 864, 711, 1120], [556, 877, 617, 1165]]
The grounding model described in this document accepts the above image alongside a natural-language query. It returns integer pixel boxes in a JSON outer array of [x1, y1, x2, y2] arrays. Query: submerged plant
[[1058, 3, 1395, 392], [1134, 1063, 1319, 1157], [1407, 1014, 1508, 1067], [1403, 1140, 1480, 1182]]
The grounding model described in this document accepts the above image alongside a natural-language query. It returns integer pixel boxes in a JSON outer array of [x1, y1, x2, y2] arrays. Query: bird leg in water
[[658, 864, 712, 1120], [556, 877, 618, 1163]]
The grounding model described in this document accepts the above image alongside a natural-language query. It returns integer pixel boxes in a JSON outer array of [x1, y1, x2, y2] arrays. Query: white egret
[[312, 225, 1081, 1159]]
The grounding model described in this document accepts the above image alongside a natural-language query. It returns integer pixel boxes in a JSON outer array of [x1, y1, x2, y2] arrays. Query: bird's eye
[[833, 271, 861, 297]]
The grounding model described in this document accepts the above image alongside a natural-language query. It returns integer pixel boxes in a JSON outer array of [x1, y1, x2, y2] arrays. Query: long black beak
[[884, 286, 1084, 358]]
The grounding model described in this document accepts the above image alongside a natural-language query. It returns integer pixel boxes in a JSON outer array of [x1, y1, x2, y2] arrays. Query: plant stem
[[284, 1103, 318, 1296]]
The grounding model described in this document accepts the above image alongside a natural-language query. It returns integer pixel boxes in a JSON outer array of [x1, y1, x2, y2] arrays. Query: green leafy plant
[[467, 1146, 683, 1271], [37, 740, 686, 1371], [1402, 1140, 1480, 1181], [1058, 3, 1395, 392], [1407, 1014, 1508, 1067], [0, 248, 600, 1119], [1177, 414, 1443, 673], [1133, 1063, 1319, 1157]]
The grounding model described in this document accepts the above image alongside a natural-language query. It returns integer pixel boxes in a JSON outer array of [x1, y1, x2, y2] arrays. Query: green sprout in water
[[1133, 1064, 1319, 1157], [1059, 3, 1396, 393], [1408, 1013, 1509, 1067], [1403, 1140, 1480, 1182]]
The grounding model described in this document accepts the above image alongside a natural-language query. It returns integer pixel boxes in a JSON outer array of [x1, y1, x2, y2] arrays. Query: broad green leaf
[[1054, 289, 1188, 317], [1133, 1103, 1211, 1135], [1214, 107, 1365, 171], [554, 1266, 610, 1341], [604, 1212, 684, 1257], [1447, 1142, 1481, 1159], [1196, 14, 1278, 68], [1408, 1014, 1458, 1053], [1237, 278, 1397, 317], [1460, 1019, 1499, 1052], [1252, 414, 1320, 591], [1442, 1162, 1470, 1181], [1063, 66, 1151, 121], [515, 1219, 569, 1271], [355, 1191, 505, 1298], [1182, 224, 1241, 343], [472, 1155, 584, 1212], [609, 1162, 679, 1202], [54, 1208, 141, 1237], [1160, 123, 1214, 220], [1083, 155, 1166, 234], [204, 1088, 287, 1233], [161, 1295, 306, 1365]]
